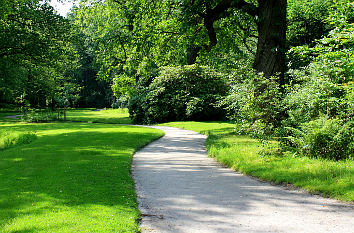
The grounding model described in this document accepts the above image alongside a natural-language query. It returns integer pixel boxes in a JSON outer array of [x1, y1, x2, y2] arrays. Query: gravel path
[[132, 126, 353, 233]]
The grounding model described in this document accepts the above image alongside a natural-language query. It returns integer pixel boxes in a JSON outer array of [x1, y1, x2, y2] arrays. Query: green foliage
[[283, 117, 353, 160], [129, 65, 229, 124], [0, 0, 79, 108], [215, 61, 254, 121], [20, 108, 58, 123], [55, 83, 82, 108], [287, 0, 333, 47], [284, 3, 353, 126], [281, 55, 352, 161], [219, 64, 284, 134], [279, 2, 354, 161], [69, 25, 114, 108], [283, 70, 351, 127], [287, 0, 353, 69], [0, 130, 37, 150], [73, 0, 257, 97], [112, 74, 136, 98], [326, 0, 354, 29]]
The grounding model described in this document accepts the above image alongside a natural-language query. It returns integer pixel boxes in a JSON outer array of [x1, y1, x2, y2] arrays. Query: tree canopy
[[0, 0, 78, 107]]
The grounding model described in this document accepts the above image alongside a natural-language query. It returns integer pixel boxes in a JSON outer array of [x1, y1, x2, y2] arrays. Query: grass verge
[[0, 119, 163, 232], [159, 121, 354, 202]]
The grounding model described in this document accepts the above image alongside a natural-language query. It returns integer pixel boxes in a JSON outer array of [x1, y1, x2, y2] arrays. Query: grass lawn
[[0, 113, 163, 232], [159, 121, 354, 202], [66, 108, 131, 124]]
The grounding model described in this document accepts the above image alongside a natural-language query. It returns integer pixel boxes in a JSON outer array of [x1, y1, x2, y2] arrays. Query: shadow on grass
[[0, 126, 161, 232]]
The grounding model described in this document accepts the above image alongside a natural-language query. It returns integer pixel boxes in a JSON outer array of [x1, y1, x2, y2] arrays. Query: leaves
[[0, 0, 79, 108]]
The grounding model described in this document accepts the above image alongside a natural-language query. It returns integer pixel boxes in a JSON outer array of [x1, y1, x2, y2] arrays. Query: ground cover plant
[[0, 113, 163, 232], [159, 121, 354, 202]]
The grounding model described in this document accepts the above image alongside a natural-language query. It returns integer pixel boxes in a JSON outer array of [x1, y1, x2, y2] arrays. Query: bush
[[283, 70, 348, 127], [219, 66, 284, 133], [282, 117, 353, 160], [112, 96, 129, 109], [284, 22, 353, 127], [128, 65, 229, 124]]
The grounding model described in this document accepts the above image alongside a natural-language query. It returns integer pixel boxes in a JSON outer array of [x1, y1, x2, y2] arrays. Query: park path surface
[[132, 126, 353, 233], [3, 115, 21, 119]]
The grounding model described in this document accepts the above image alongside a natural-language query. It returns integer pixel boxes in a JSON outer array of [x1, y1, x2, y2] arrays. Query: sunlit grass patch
[[66, 108, 131, 124], [0, 122, 163, 232], [159, 121, 235, 135]]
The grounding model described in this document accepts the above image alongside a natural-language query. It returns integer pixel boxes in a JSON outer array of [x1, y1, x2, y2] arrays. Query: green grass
[[159, 121, 354, 202], [160, 121, 236, 135], [0, 129, 37, 150], [66, 108, 132, 124], [0, 115, 163, 232]]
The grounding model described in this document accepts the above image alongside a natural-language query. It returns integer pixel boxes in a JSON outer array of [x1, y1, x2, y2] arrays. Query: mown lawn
[[160, 121, 354, 202], [66, 108, 131, 124], [0, 112, 163, 232]]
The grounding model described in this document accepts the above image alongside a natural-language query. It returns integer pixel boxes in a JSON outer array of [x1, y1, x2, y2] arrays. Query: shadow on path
[[133, 126, 354, 233]]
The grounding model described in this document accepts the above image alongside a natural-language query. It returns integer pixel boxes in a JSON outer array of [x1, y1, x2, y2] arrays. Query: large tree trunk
[[253, 0, 287, 84]]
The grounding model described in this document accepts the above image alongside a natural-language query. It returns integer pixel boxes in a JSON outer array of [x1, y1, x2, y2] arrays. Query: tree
[[178, 0, 287, 83], [287, 0, 334, 48], [0, 0, 78, 108], [71, 31, 113, 108]]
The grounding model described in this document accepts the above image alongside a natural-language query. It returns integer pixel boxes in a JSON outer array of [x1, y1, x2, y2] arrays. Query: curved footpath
[[132, 126, 353, 233]]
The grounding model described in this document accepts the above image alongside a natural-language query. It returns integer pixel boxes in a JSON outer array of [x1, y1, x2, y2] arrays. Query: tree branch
[[203, 0, 257, 51]]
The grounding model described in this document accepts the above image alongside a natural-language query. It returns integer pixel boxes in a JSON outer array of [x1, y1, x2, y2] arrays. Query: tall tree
[[179, 0, 287, 82], [0, 0, 78, 107], [74, 0, 287, 98]]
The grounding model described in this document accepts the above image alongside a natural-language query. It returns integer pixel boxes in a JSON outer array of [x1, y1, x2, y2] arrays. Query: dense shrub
[[284, 38, 353, 127], [283, 70, 349, 127], [278, 2, 353, 160], [112, 96, 129, 109], [282, 117, 353, 160], [219, 65, 284, 133], [217, 64, 256, 121], [128, 65, 229, 124]]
